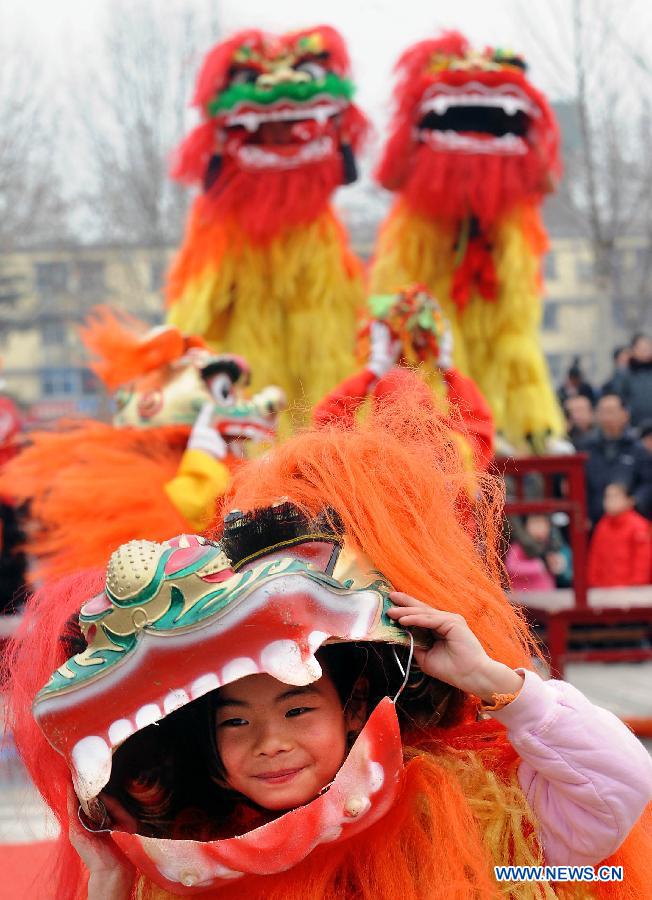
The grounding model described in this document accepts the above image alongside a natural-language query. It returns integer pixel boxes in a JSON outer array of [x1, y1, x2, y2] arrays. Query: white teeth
[[163, 688, 190, 714], [153, 850, 244, 885], [189, 673, 220, 699], [108, 719, 135, 747], [348, 592, 381, 639], [422, 92, 533, 117], [71, 736, 112, 801], [237, 136, 334, 169], [343, 795, 371, 818], [221, 658, 258, 685], [226, 101, 342, 132], [307, 630, 329, 653], [135, 704, 162, 729], [432, 96, 448, 114], [260, 640, 322, 685], [368, 760, 385, 793], [419, 129, 527, 156]]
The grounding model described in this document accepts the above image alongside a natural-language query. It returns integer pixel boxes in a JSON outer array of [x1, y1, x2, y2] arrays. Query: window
[[35, 261, 69, 295], [41, 320, 67, 347], [81, 368, 101, 395], [40, 368, 81, 397], [78, 260, 106, 296], [543, 252, 557, 280], [542, 303, 559, 331], [575, 257, 594, 282]]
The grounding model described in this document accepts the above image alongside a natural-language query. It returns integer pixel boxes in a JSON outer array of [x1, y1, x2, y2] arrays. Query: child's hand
[[545, 552, 566, 575], [367, 321, 402, 378], [387, 591, 523, 703], [67, 787, 134, 900]]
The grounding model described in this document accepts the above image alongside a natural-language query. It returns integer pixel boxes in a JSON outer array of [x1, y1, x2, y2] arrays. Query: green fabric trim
[[207, 73, 354, 116]]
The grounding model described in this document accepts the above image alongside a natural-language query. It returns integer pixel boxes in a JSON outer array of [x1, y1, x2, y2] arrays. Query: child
[[5, 377, 652, 900], [505, 514, 573, 591], [587, 482, 652, 587], [313, 286, 495, 471]]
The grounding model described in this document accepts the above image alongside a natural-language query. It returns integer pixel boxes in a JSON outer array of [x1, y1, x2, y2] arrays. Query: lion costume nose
[[257, 68, 311, 88]]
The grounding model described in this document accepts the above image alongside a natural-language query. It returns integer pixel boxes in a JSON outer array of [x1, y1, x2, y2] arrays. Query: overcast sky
[[3, 0, 651, 228], [2, 0, 580, 106], [4, 0, 650, 125]]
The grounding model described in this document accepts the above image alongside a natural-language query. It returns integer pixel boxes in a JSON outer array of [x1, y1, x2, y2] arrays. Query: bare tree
[[0, 30, 69, 252], [518, 0, 652, 339], [70, 0, 219, 246]]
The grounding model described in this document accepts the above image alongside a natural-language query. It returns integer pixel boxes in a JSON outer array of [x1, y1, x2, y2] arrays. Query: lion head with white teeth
[[171, 26, 368, 239], [32, 503, 447, 894], [376, 30, 561, 225]]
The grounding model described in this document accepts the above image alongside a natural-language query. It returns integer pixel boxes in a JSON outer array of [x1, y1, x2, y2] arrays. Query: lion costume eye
[[209, 373, 235, 404], [294, 60, 326, 81], [229, 67, 260, 86]]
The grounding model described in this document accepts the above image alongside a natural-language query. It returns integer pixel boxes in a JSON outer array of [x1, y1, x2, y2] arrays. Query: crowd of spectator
[[506, 333, 652, 595], [559, 333, 652, 589]]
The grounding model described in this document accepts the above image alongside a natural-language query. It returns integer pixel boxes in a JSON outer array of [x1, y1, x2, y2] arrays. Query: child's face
[[603, 484, 633, 516], [525, 516, 550, 542], [215, 672, 351, 811]]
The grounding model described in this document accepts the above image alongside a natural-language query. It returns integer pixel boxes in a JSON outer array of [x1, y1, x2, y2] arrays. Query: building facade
[[0, 231, 649, 421], [0, 244, 170, 422]]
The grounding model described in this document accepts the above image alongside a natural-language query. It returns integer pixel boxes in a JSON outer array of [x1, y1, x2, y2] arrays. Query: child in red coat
[[587, 482, 652, 587]]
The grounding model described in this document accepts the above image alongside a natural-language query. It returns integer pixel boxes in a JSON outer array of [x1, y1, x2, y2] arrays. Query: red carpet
[[0, 842, 57, 899]]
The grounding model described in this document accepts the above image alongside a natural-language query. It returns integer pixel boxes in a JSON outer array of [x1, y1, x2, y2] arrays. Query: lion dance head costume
[[166, 26, 368, 417], [371, 31, 564, 451], [315, 285, 494, 473], [5, 377, 650, 899], [0, 308, 284, 580]]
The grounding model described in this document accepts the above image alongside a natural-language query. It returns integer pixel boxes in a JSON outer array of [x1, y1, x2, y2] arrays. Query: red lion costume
[[371, 32, 564, 451], [166, 27, 368, 416], [4, 377, 651, 899]]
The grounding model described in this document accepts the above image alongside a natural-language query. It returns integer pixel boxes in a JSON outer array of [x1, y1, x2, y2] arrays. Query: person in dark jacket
[[577, 393, 650, 526], [602, 346, 631, 395], [564, 394, 597, 449], [610, 334, 652, 427], [636, 420, 652, 520], [641, 420, 652, 455], [557, 357, 595, 407]]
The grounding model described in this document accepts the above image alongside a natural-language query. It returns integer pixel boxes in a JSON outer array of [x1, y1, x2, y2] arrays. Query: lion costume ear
[[79, 307, 208, 391]]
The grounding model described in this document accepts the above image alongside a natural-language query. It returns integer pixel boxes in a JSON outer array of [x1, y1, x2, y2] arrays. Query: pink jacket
[[505, 543, 555, 591], [491, 669, 652, 866]]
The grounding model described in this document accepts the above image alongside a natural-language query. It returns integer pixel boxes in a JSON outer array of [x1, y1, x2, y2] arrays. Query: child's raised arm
[[388, 591, 652, 866]]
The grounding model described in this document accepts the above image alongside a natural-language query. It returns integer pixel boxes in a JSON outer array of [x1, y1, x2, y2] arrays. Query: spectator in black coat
[[564, 394, 597, 448], [636, 420, 652, 521], [602, 346, 631, 395], [610, 333, 652, 426], [557, 357, 595, 408], [576, 393, 650, 526], [640, 420, 652, 455]]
